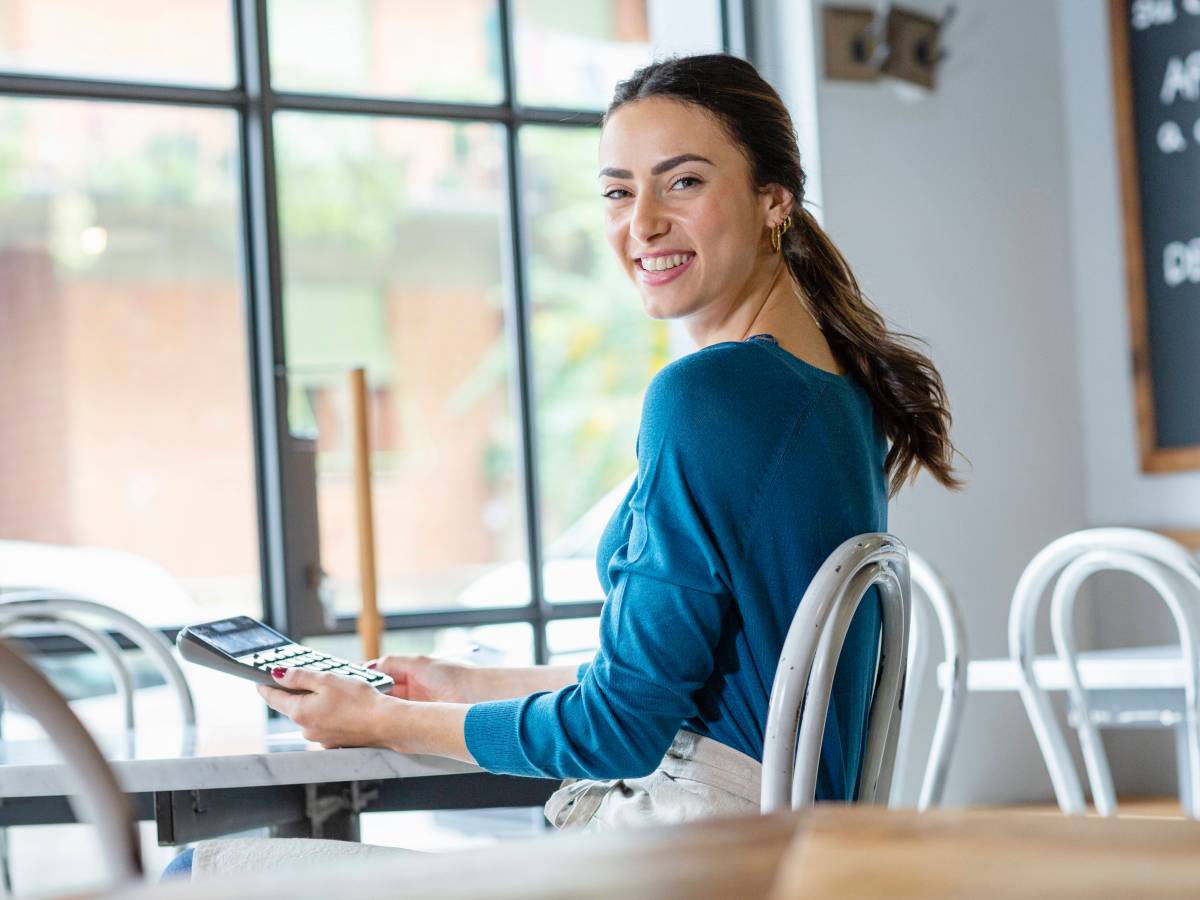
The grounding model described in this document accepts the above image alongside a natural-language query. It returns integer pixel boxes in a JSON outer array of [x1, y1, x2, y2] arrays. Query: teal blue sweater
[[464, 334, 888, 800]]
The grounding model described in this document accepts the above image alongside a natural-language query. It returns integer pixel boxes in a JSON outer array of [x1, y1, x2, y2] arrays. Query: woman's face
[[598, 96, 778, 322]]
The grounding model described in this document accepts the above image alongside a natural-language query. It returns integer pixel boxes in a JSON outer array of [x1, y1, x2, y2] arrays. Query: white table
[[0, 716, 557, 844], [938, 645, 1191, 802]]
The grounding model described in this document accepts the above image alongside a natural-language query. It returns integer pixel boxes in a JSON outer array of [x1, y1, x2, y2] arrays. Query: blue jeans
[[160, 847, 194, 880]]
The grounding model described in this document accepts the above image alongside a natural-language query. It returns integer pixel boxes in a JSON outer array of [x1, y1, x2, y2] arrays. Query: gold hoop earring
[[771, 215, 792, 253]]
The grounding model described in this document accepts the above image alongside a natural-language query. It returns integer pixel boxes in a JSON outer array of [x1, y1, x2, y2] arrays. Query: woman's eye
[[602, 187, 631, 200], [671, 176, 701, 190]]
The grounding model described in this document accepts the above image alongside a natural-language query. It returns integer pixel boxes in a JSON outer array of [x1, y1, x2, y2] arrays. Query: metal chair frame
[[890, 551, 968, 810], [1008, 527, 1200, 818], [0, 593, 195, 727], [0, 593, 194, 893], [0, 615, 135, 731], [761, 533, 910, 813], [0, 637, 142, 888]]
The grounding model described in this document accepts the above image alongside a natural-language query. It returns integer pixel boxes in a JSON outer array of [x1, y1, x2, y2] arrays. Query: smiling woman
[[174, 52, 960, 881]]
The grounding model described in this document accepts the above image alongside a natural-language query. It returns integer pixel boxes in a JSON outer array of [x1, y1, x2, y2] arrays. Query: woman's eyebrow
[[598, 153, 715, 179]]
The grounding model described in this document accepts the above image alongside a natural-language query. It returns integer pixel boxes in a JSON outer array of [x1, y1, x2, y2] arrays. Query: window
[[0, 96, 259, 626], [0, 0, 740, 663]]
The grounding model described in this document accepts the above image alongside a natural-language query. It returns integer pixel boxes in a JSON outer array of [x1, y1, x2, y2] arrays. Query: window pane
[[276, 112, 528, 617], [0, 1, 236, 87], [520, 125, 664, 603], [0, 99, 259, 626], [513, 0, 723, 110], [268, 0, 503, 104], [547, 617, 599, 666]]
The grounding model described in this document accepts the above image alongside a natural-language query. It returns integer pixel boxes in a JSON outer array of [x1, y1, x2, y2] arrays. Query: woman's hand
[[367, 655, 475, 704], [257, 665, 474, 762], [257, 667, 396, 749]]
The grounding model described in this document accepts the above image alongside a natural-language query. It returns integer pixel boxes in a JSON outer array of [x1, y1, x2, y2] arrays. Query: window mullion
[[234, 0, 292, 634], [495, 0, 551, 663]]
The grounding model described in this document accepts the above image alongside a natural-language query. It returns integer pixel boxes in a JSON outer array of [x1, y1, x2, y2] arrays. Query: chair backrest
[[1008, 527, 1200, 818], [0, 614, 136, 731], [761, 533, 910, 813], [0, 637, 142, 887], [889, 551, 968, 811], [0, 593, 196, 728]]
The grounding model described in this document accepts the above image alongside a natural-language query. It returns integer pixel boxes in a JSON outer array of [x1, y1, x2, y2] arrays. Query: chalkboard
[[1111, 0, 1200, 470]]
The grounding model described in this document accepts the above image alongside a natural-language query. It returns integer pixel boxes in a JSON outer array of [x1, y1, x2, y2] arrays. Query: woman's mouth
[[635, 252, 695, 286]]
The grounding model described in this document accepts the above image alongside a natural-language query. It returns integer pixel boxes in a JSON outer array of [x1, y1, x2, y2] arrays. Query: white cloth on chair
[[191, 729, 759, 878], [193, 835, 412, 878]]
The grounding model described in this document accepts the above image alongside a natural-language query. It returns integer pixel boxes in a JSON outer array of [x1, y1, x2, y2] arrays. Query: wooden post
[[349, 368, 383, 661]]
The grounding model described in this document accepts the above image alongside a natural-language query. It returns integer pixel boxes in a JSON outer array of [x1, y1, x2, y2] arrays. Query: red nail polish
[[271, 667, 286, 679], [366, 662, 377, 670]]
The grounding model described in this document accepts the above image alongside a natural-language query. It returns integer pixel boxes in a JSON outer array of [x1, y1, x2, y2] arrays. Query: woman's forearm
[[460, 663, 582, 702], [382, 700, 474, 763], [378, 664, 580, 762]]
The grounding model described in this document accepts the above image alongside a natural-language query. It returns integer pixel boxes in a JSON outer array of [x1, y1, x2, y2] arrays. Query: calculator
[[176, 616, 394, 694]]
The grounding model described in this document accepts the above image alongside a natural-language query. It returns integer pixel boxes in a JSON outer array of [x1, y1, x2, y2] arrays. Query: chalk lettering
[[1158, 119, 1188, 151], [1164, 239, 1200, 287], [1160, 51, 1200, 104], [1134, 0, 1177, 30]]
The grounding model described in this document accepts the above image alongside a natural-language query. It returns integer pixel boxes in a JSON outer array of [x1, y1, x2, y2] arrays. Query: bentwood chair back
[[0, 593, 196, 729], [1008, 527, 1200, 818], [0, 637, 142, 889], [889, 551, 968, 810], [760, 533, 910, 813], [0, 594, 194, 894]]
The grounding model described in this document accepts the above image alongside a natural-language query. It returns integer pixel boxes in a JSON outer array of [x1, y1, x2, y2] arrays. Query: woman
[[168, 52, 957, 878]]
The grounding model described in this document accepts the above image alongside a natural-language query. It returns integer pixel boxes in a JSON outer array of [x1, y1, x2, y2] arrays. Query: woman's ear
[[760, 183, 795, 227]]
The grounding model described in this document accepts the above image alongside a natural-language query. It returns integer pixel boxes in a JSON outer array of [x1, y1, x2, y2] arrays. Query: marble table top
[[0, 715, 478, 799]]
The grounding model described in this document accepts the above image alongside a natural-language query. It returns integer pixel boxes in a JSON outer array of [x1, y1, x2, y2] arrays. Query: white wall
[[760, 0, 1093, 804]]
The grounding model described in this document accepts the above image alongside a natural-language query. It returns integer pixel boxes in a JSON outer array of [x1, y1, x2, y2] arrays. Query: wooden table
[[123, 805, 1200, 899], [774, 806, 1200, 898]]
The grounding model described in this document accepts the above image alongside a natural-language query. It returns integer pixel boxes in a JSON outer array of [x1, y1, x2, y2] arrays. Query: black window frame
[[0, 0, 749, 663]]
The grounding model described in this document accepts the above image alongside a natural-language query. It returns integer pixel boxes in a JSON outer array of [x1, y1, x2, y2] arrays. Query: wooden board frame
[[1160, 529, 1200, 552], [1109, 0, 1200, 471]]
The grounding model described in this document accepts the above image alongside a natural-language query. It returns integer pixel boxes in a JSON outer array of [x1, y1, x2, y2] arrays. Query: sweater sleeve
[[464, 357, 751, 779]]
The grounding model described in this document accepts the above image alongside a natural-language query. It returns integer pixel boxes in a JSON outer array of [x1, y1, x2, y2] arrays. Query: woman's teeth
[[640, 253, 692, 271]]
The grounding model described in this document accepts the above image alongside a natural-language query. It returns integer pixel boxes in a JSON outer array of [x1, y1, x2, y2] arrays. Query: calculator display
[[193, 617, 288, 657]]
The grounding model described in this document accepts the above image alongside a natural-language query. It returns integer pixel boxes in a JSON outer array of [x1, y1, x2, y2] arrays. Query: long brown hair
[[607, 54, 961, 496]]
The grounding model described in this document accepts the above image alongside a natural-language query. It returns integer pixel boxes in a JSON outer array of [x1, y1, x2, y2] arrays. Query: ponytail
[[787, 208, 961, 496]]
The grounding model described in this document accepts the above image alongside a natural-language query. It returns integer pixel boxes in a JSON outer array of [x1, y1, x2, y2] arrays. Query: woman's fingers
[[270, 665, 323, 692]]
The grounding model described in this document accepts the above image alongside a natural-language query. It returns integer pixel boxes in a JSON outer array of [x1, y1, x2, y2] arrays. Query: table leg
[[271, 782, 377, 841]]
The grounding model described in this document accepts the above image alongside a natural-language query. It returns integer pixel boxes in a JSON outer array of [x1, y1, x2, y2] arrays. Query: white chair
[[890, 551, 968, 811], [0, 594, 196, 893], [761, 533, 910, 813], [0, 593, 196, 728], [0, 614, 136, 730], [0, 636, 142, 890], [1008, 527, 1200, 818]]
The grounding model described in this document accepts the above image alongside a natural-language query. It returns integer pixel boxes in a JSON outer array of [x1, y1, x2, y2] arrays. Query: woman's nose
[[630, 194, 669, 244]]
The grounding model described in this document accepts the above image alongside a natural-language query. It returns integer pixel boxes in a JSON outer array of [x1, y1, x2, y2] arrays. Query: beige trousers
[[543, 729, 761, 830]]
